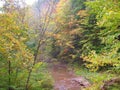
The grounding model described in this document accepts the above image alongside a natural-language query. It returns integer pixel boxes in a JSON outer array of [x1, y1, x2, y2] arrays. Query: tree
[[50, 0, 87, 63], [80, 0, 120, 71], [0, 12, 33, 90], [25, 0, 58, 89]]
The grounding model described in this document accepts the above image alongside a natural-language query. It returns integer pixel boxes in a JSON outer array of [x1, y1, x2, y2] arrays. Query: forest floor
[[48, 61, 91, 90]]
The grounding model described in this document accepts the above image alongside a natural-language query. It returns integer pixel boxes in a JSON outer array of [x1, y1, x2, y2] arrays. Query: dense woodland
[[0, 0, 120, 90]]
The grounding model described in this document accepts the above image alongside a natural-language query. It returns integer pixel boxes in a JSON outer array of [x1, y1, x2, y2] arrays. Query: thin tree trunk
[[8, 60, 11, 90], [25, 40, 41, 90], [25, 1, 56, 89]]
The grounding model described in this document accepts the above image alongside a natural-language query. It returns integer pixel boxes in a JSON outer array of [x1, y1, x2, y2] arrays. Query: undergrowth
[[73, 64, 119, 90], [29, 63, 54, 90]]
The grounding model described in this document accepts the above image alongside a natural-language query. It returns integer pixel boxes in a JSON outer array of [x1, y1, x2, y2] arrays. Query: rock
[[72, 77, 91, 88], [101, 77, 120, 90]]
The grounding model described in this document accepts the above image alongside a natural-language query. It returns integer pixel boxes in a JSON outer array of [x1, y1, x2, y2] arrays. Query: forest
[[0, 0, 120, 90]]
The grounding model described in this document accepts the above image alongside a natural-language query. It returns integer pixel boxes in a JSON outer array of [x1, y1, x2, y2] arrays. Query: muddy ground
[[48, 62, 90, 90]]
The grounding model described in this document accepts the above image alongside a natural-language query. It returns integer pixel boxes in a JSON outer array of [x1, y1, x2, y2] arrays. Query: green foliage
[[29, 63, 54, 90], [80, 0, 120, 72], [71, 0, 86, 13]]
